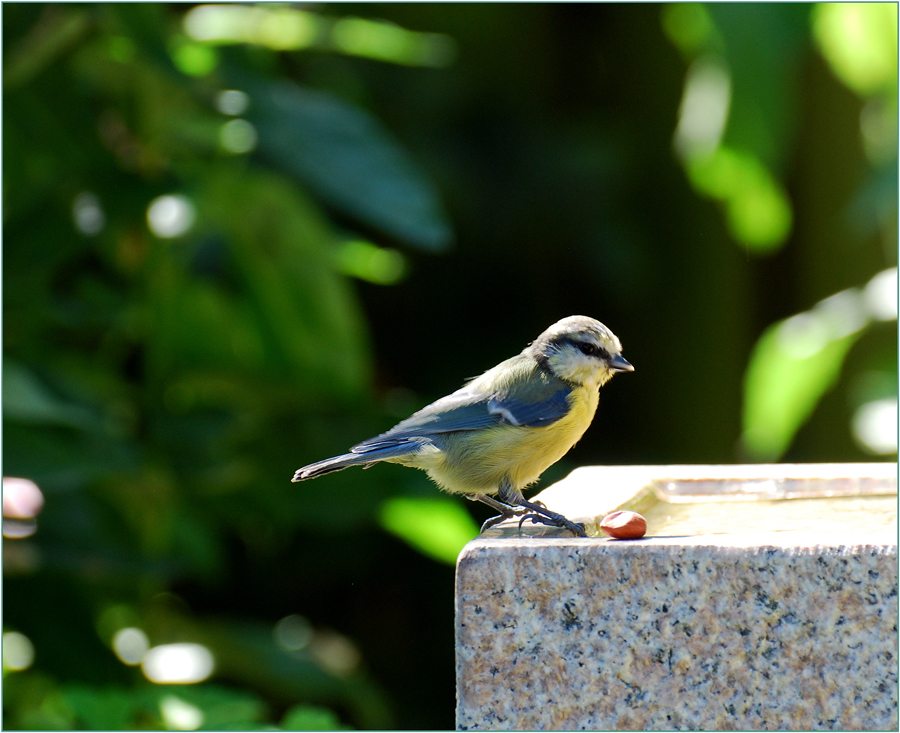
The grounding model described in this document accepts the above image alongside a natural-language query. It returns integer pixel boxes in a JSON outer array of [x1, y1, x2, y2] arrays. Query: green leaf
[[379, 496, 479, 565], [3, 423, 137, 489], [162, 685, 268, 731], [281, 704, 346, 731], [2, 361, 97, 429], [61, 685, 151, 730], [197, 166, 373, 398], [686, 146, 792, 252], [244, 78, 453, 252], [812, 3, 898, 98], [742, 317, 863, 460]]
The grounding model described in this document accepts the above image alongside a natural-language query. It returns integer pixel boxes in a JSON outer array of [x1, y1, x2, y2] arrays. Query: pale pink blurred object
[[3, 478, 45, 519]]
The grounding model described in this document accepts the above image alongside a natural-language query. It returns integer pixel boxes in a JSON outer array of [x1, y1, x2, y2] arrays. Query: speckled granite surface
[[456, 534, 898, 731]]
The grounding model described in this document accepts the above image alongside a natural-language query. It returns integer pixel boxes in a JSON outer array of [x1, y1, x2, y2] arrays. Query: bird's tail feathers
[[292, 453, 367, 481], [292, 439, 427, 482]]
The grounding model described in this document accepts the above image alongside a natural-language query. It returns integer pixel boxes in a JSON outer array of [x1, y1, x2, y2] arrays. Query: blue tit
[[293, 315, 633, 536]]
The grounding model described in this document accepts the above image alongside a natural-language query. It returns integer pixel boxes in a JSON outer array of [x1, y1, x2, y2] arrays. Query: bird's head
[[526, 315, 633, 389]]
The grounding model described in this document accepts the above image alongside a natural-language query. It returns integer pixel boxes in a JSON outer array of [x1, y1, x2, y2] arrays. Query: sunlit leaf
[[335, 240, 408, 285], [686, 146, 792, 252], [724, 171, 792, 251], [244, 78, 453, 252], [812, 2, 898, 98], [170, 38, 219, 77], [330, 17, 456, 67], [742, 319, 863, 460], [182, 5, 454, 67], [379, 496, 479, 565], [661, 4, 720, 59], [183, 5, 320, 50]]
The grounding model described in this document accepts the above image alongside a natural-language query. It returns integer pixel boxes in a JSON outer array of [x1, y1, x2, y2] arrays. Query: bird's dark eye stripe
[[572, 341, 609, 359], [553, 335, 610, 359]]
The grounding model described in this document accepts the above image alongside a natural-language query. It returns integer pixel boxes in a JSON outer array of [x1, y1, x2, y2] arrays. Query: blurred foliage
[[379, 497, 479, 566], [740, 2, 898, 460], [3, 3, 896, 731]]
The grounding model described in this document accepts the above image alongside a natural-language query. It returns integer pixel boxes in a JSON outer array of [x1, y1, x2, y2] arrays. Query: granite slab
[[455, 464, 898, 731]]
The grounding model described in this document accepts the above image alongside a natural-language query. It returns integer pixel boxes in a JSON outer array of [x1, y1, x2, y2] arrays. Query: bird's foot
[[517, 500, 587, 537], [480, 507, 528, 533], [472, 493, 586, 537]]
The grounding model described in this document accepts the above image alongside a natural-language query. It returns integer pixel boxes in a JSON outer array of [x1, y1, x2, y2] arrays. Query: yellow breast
[[407, 383, 600, 495]]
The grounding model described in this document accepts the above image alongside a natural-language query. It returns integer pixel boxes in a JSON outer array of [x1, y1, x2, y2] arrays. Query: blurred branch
[[4, 6, 91, 89]]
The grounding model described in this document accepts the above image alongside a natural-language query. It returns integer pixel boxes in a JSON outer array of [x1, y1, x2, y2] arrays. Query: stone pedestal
[[455, 464, 898, 731]]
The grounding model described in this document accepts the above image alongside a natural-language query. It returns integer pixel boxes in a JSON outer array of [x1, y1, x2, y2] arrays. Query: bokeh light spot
[[256, 8, 317, 50], [860, 99, 898, 165], [113, 627, 150, 665], [142, 643, 214, 684], [3, 477, 45, 519], [3, 477, 44, 539], [777, 312, 831, 360], [864, 268, 898, 321], [219, 118, 258, 154], [674, 56, 731, 159], [172, 40, 219, 76], [160, 695, 204, 731], [216, 89, 250, 116], [147, 195, 196, 239], [815, 288, 868, 340], [3, 631, 35, 671], [72, 192, 106, 235], [274, 614, 313, 652], [852, 398, 899, 455], [309, 630, 361, 677]]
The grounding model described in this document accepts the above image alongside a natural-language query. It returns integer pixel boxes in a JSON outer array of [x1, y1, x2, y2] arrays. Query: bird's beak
[[607, 354, 634, 372]]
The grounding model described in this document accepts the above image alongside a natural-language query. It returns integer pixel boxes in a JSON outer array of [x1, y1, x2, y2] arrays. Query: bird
[[292, 316, 633, 537]]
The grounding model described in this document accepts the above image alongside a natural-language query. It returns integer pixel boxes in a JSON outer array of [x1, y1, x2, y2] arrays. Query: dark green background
[[3, 3, 896, 730]]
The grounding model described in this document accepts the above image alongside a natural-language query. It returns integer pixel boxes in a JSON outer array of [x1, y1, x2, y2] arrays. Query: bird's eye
[[578, 343, 595, 356]]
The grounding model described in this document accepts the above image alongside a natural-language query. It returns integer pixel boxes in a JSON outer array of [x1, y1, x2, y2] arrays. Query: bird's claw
[[477, 493, 586, 537], [480, 506, 528, 533], [517, 512, 587, 537]]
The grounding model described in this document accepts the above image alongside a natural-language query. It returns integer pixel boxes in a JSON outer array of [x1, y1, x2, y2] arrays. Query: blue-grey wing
[[487, 387, 571, 427], [353, 364, 572, 450], [352, 391, 497, 451]]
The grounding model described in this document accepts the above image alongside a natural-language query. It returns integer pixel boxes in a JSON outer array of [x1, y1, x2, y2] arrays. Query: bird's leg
[[517, 498, 587, 537], [497, 479, 587, 538], [467, 494, 527, 533]]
